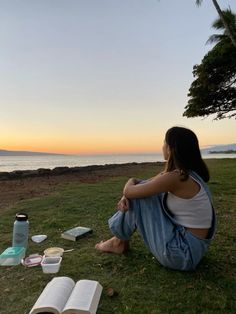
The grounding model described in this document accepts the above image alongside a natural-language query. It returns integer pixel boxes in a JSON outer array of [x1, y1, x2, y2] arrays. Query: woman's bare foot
[[95, 236, 129, 254]]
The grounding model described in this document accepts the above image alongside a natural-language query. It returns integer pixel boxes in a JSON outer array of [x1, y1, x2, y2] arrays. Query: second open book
[[29, 276, 103, 314]]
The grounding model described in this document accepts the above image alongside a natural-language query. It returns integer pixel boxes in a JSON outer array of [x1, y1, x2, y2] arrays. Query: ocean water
[[0, 153, 235, 173]]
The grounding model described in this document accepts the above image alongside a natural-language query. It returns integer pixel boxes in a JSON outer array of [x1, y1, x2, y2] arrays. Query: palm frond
[[212, 8, 236, 31], [207, 9, 236, 46], [206, 34, 226, 44]]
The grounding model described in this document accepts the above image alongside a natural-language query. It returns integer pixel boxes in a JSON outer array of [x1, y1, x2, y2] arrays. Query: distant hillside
[[201, 143, 236, 154], [0, 149, 65, 156]]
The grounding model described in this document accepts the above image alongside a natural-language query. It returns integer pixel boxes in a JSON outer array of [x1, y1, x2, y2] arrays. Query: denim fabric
[[108, 171, 216, 271]]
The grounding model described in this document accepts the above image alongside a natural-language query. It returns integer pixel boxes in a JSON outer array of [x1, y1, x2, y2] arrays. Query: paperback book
[[61, 226, 93, 241]]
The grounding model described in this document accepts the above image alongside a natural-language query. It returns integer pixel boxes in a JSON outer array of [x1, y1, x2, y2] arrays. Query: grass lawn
[[0, 159, 236, 314]]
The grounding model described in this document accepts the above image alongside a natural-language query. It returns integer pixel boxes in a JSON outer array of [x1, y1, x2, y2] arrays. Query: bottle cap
[[15, 213, 28, 221]]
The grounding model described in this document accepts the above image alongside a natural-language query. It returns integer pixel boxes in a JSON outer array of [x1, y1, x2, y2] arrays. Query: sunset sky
[[0, 0, 235, 155]]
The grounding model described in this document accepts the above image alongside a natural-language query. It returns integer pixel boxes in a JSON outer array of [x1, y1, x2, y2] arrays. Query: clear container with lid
[[41, 256, 62, 273], [0, 247, 25, 266]]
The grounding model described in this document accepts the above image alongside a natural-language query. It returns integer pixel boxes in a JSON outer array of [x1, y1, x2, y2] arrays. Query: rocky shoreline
[[0, 162, 163, 181]]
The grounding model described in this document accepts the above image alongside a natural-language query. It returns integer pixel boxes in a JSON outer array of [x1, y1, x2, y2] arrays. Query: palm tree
[[196, 0, 236, 48], [206, 8, 236, 45]]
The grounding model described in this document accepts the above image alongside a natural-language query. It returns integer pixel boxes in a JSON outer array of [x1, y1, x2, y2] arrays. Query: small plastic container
[[41, 256, 62, 274], [44, 247, 64, 257], [0, 247, 25, 266], [23, 254, 43, 267]]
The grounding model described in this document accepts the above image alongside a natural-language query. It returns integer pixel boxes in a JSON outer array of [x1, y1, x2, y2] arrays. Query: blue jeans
[[108, 173, 216, 271]]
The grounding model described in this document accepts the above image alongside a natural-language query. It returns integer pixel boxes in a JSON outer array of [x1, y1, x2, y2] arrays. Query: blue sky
[[0, 0, 235, 154]]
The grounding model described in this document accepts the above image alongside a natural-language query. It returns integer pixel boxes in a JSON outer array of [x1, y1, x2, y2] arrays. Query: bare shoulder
[[152, 170, 180, 189], [155, 170, 180, 181]]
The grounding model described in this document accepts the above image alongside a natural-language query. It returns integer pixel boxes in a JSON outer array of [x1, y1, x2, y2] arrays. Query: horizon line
[[1, 142, 236, 156]]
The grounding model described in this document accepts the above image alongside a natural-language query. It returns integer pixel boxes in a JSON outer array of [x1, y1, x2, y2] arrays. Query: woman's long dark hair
[[165, 126, 210, 182]]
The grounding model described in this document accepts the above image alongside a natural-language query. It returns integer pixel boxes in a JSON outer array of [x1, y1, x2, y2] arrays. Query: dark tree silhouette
[[183, 10, 236, 120]]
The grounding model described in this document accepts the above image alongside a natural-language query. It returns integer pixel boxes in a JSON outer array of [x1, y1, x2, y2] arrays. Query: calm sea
[[0, 153, 236, 173]]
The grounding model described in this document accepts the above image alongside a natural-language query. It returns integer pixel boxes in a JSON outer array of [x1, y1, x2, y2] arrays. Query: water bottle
[[12, 213, 29, 250]]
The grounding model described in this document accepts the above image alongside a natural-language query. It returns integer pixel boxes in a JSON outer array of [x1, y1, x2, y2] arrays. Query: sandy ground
[[0, 162, 161, 209]]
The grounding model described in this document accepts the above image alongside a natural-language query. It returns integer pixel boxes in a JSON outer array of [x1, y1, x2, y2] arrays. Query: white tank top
[[166, 175, 212, 228]]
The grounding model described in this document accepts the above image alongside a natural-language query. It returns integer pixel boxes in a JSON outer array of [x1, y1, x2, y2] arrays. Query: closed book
[[61, 226, 93, 241]]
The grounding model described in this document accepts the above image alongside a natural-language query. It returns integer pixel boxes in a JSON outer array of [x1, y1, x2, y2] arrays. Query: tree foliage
[[183, 10, 236, 120]]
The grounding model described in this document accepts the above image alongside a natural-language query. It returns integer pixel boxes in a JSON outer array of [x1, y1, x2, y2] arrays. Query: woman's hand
[[117, 196, 130, 212], [126, 178, 140, 186]]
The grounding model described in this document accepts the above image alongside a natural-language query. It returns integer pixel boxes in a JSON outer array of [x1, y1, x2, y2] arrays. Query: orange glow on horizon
[[2, 137, 235, 155], [1, 129, 235, 155], [1, 144, 162, 155], [1, 133, 163, 155]]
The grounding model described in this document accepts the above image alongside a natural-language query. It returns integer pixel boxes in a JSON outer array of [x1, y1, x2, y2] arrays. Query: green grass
[[0, 159, 236, 314]]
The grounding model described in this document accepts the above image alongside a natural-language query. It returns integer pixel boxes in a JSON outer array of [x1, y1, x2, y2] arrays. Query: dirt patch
[[0, 162, 163, 209]]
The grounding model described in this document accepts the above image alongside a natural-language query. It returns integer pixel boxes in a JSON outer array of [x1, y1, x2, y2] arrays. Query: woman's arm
[[123, 172, 177, 199]]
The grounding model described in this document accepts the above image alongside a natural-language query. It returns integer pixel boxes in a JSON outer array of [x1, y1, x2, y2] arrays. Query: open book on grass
[[29, 277, 103, 314]]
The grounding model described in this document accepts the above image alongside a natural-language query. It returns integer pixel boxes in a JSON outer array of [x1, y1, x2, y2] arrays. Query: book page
[[30, 277, 75, 314], [62, 280, 103, 314]]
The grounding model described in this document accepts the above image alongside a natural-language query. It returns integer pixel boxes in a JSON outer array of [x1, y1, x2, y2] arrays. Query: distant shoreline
[[209, 150, 236, 154], [0, 150, 65, 157]]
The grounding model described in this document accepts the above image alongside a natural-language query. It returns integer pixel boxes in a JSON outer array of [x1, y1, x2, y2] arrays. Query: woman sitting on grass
[[95, 126, 216, 271]]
